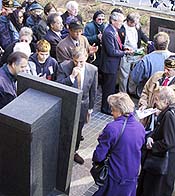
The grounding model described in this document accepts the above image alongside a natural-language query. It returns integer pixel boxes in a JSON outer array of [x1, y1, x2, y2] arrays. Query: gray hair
[[154, 32, 170, 50], [47, 13, 62, 28], [126, 12, 140, 23], [19, 27, 33, 38], [109, 12, 123, 24], [107, 92, 135, 115], [66, 1, 78, 10], [155, 86, 175, 105]]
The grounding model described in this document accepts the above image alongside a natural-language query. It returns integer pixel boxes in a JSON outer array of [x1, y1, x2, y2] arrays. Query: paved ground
[[69, 87, 113, 196], [69, 86, 138, 196], [68, 1, 175, 195]]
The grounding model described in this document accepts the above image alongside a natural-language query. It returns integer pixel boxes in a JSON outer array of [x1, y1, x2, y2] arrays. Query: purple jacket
[[92, 113, 145, 182]]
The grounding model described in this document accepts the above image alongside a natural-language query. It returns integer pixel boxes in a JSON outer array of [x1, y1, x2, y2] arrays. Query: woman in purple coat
[[92, 92, 145, 196]]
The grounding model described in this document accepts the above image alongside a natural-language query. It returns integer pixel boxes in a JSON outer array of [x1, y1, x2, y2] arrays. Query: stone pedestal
[[0, 89, 61, 196], [16, 74, 83, 194]]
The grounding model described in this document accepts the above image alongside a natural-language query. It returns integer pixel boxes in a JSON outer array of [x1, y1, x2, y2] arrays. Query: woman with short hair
[[92, 92, 145, 196]]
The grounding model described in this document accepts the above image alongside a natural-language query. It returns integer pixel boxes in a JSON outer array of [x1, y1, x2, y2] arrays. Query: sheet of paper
[[136, 108, 159, 119]]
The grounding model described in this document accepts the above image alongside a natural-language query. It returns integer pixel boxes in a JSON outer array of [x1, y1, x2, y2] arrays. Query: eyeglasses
[[97, 18, 104, 21]]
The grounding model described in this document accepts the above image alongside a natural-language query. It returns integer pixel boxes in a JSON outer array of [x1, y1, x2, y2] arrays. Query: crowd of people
[[1, 0, 175, 195]]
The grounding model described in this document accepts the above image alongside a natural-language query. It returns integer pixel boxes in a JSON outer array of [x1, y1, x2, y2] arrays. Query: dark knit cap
[[165, 56, 175, 68], [93, 10, 105, 21], [29, 2, 43, 11]]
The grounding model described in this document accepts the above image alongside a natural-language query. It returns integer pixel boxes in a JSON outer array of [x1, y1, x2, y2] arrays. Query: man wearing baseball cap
[[56, 20, 98, 63], [139, 55, 175, 111], [0, 0, 20, 50]]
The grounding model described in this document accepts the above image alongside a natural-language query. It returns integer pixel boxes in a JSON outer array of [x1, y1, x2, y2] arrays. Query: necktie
[[75, 42, 79, 47], [116, 32, 122, 49], [77, 73, 81, 89], [162, 78, 169, 86]]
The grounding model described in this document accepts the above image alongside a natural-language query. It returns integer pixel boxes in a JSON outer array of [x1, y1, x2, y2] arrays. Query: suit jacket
[[57, 60, 98, 122], [56, 34, 90, 63], [44, 29, 62, 59], [100, 24, 125, 74]]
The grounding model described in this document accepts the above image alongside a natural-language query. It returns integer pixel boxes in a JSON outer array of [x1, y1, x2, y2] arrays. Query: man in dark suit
[[57, 48, 98, 164], [44, 13, 63, 59], [100, 11, 133, 115]]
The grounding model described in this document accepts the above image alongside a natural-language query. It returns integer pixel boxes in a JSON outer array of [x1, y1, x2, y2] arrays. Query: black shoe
[[74, 153, 84, 165], [81, 136, 84, 141]]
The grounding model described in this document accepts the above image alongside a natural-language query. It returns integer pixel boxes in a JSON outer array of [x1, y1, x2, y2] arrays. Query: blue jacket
[[29, 53, 59, 81], [84, 21, 105, 46], [100, 24, 125, 74], [0, 16, 19, 50], [93, 113, 145, 182], [131, 50, 173, 85], [0, 64, 17, 109]]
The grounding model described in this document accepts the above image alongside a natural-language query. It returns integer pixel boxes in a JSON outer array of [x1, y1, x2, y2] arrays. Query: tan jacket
[[56, 34, 90, 63], [139, 71, 175, 109]]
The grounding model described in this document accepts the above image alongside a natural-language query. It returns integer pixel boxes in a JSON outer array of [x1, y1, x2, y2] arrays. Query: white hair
[[13, 42, 31, 57], [66, 1, 78, 10], [156, 86, 175, 105], [19, 27, 33, 37], [108, 92, 135, 115]]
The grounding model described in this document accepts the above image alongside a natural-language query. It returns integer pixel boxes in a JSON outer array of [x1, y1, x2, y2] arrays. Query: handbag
[[143, 151, 169, 175], [90, 117, 128, 186]]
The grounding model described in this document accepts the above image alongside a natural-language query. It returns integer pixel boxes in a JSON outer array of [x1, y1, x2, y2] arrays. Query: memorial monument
[[149, 16, 175, 52], [0, 73, 83, 196]]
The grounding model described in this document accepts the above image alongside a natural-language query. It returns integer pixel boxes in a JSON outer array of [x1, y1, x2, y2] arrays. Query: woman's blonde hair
[[107, 92, 135, 115]]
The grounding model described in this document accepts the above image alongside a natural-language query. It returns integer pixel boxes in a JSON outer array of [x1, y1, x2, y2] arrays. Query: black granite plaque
[[16, 73, 83, 194], [149, 16, 175, 52], [0, 88, 61, 196]]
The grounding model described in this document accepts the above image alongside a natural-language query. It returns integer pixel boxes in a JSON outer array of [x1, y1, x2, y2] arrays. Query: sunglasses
[[97, 18, 104, 21]]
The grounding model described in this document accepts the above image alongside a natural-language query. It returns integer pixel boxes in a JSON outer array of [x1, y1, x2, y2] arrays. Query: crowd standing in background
[[131, 31, 174, 97], [1, 0, 175, 194]]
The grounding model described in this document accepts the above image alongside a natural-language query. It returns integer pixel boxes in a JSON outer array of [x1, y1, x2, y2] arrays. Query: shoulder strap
[[109, 116, 128, 155]]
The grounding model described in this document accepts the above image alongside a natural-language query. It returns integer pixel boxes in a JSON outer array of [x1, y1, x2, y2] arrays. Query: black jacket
[[150, 104, 175, 153]]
